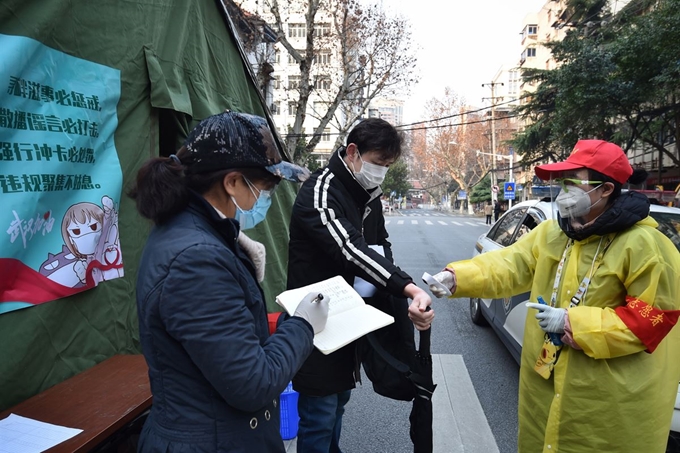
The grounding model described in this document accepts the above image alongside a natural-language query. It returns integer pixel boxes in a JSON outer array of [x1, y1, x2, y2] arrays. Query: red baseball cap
[[535, 139, 633, 184]]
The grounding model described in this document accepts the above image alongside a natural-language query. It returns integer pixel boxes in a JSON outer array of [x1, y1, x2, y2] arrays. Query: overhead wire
[[280, 95, 526, 139]]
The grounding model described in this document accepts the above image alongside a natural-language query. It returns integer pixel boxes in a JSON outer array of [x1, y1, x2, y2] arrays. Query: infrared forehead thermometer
[[422, 272, 452, 297]]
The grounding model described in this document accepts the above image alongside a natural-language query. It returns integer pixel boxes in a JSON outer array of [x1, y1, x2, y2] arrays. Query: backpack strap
[[366, 331, 410, 374], [365, 331, 432, 389]]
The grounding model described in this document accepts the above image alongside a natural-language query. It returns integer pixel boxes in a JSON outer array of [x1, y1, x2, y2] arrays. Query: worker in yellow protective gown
[[427, 140, 680, 453]]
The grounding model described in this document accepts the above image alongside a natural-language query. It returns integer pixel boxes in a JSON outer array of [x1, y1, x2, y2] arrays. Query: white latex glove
[[294, 292, 330, 334], [237, 231, 266, 282], [526, 303, 566, 334], [428, 269, 456, 298]]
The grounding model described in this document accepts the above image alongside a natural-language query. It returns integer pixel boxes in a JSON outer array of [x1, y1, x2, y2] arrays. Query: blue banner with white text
[[0, 34, 124, 314]]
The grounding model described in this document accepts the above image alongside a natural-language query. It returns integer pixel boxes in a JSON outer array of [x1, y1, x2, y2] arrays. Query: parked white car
[[468, 198, 680, 443]]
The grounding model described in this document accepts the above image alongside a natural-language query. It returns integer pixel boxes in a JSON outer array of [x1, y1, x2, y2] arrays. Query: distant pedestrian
[[484, 202, 493, 225], [493, 201, 501, 222]]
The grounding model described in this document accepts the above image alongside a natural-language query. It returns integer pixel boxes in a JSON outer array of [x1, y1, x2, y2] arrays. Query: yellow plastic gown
[[450, 217, 680, 453]]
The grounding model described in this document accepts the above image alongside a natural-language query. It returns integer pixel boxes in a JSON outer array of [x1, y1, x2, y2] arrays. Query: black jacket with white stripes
[[288, 147, 413, 396]]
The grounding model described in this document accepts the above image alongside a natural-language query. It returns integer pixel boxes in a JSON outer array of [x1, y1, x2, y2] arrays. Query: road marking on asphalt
[[425, 220, 433, 225], [432, 355, 500, 453], [451, 221, 463, 226], [438, 221, 448, 225], [411, 220, 418, 224], [398, 220, 404, 225], [385, 220, 390, 225], [465, 222, 477, 226]]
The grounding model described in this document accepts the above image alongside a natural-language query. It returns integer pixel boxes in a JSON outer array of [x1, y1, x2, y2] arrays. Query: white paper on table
[[353, 245, 385, 297], [0, 413, 83, 453]]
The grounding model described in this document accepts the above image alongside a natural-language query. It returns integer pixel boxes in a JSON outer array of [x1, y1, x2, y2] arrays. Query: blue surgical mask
[[231, 178, 272, 230]]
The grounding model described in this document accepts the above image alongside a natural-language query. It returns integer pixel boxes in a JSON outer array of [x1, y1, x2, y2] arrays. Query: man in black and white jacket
[[287, 118, 434, 453]]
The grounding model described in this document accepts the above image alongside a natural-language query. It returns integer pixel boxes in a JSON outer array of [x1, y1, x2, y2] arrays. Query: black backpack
[[359, 293, 429, 401]]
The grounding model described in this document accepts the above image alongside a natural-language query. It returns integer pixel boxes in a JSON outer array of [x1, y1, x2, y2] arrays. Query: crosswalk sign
[[504, 182, 515, 200]]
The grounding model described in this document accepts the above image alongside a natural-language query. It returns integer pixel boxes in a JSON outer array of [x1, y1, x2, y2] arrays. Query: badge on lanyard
[[534, 334, 562, 380]]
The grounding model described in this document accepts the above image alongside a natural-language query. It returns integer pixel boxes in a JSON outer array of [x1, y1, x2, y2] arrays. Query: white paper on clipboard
[[353, 245, 384, 297]]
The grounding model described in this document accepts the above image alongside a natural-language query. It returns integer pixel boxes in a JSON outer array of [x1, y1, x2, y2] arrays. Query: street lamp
[[477, 150, 514, 207]]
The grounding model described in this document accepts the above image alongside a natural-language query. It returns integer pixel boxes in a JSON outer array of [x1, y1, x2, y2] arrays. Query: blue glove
[[526, 303, 566, 334]]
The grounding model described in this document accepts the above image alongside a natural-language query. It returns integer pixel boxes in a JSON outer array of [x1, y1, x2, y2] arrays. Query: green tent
[[0, 0, 297, 410]]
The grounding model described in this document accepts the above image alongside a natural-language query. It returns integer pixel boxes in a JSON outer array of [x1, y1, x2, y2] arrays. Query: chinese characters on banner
[[0, 34, 124, 314]]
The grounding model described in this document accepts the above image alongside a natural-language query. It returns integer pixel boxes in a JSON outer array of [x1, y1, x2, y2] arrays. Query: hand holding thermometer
[[536, 296, 563, 346], [422, 272, 452, 297]]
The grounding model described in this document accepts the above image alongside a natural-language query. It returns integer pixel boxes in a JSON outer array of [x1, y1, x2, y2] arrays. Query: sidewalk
[[283, 354, 499, 452]]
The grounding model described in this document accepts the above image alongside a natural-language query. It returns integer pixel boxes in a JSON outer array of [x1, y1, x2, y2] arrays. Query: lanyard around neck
[[549, 235, 615, 308]]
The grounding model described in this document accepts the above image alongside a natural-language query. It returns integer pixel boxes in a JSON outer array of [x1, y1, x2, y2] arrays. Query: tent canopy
[[0, 0, 297, 410]]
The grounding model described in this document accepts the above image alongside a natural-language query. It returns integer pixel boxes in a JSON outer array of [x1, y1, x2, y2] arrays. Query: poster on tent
[[0, 34, 124, 315]]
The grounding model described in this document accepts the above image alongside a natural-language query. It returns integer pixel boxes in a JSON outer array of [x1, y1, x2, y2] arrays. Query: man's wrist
[[402, 282, 420, 298]]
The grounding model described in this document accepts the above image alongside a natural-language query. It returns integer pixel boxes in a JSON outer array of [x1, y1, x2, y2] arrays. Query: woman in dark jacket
[[129, 111, 329, 453]]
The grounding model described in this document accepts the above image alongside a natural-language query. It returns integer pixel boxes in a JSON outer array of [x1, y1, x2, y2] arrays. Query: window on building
[[288, 75, 301, 89], [522, 24, 538, 42], [313, 102, 328, 115], [288, 102, 297, 116], [275, 49, 280, 64], [315, 23, 331, 36], [288, 23, 306, 38], [273, 76, 281, 89], [368, 108, 380, 118], [288, 50, 305, 65], [315, 50, 332, 65], [314, 77, 331, 90], [508, 70, 519, 95], [270, 101, 280, 115], [522, 47, 536, 62], [321, 128, 331, 142]]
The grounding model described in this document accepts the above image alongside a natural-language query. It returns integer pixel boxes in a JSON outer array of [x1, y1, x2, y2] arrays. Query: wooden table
[[0, 354, 152, 452]]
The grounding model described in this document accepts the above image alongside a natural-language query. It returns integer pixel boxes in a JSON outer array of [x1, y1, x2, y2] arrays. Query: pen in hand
[[312, 293, 324, 304]]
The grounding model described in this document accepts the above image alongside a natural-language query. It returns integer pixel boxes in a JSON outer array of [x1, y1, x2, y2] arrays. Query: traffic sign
[[492, 185, 499, 193], [504, 182, 515, 200]]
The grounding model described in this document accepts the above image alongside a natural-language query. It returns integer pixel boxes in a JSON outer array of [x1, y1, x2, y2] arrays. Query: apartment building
[[366, 98, 404, 127], [235, 0, 349, 165]]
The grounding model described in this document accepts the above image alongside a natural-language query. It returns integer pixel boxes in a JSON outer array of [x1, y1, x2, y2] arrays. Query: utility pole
[[482, 81, 503, 204]]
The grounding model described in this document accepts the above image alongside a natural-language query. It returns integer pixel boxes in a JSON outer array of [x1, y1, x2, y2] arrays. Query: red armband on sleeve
[[267, 312, 285, 335], [614, 296, 680, 353]]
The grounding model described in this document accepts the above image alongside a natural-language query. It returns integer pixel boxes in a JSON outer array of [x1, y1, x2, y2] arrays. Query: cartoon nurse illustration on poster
[[39, 196, 124, 288]]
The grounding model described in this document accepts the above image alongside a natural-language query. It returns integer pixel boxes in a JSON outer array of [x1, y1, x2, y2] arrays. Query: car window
[[649, 211, 680, 252], [515, 210, 541, 240], [489, 208, 527, 247]]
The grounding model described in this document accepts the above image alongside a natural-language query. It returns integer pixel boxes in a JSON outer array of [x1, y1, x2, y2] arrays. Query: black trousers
[[486, 215, 492, 224]]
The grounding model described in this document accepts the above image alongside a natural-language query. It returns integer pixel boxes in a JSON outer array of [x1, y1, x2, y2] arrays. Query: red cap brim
[[534, 161, 586, 181]]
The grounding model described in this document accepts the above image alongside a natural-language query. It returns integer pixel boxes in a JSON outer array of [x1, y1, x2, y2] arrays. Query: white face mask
[[555, 184, 602, 219], [351, 153, 389, 189]]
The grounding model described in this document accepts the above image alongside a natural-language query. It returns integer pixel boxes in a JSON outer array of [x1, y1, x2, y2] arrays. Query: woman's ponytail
[[128, 155, 188, 224]]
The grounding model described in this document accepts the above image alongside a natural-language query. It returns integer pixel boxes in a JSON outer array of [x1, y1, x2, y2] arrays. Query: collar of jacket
[[328, 146, 383, 206], [559, 190, 651, 241], [186, 190, 240, 249]]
